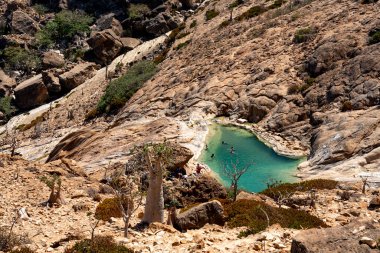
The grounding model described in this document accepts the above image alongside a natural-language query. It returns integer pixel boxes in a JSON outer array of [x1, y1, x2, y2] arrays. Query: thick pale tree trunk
[[143, 158, 164, 223]]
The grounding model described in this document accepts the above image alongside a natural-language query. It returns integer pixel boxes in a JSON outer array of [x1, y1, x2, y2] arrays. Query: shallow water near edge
[[199, 124, 304, 192]]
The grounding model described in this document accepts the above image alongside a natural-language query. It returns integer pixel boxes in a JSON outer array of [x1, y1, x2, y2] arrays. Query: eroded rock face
[[291, 220, 380, 253], [14, 74, 49, 110], [59, 62, 97, 91], [11, 10, 39, 35]]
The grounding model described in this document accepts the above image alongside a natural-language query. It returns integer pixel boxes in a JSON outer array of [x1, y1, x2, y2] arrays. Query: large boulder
[[171, 200, 225, 232], [42, 51, 65, 69], [42, 69, 62, 95], [368, 196, 380, 210], [59, 62, 97, 91], [120, 37, 142, 51], [291, 220, 380, 253], [11, 10, 39, 35], [87, 30, 123, 65], [14, 74, 49, 110], [144, 12, 183, 37], [95, 14, 123, 36], [0, 69, 16, 97]]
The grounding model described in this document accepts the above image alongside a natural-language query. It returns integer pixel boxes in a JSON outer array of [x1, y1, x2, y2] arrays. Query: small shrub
[[128, 4, 150, 20], [341, 101, 353, 112], [368, 29, 380, 45], [261, 179, 338, 201], [36, 10, 93, 47], [190, 20, 197, 28], [293, 27, 317, 43], [2, 47, 41, 73], [236, 5, 266, 21], [269, 0, 286, 9], [174, 40, 191, 50], [0, 96, 17, 120], [223, 199, 327, 237], [95, 198, 122, 221], [205, 9, 220, 21], [0, 228, 30, 252], [229, 0, 244, 9], [64, 236, 133, 253], [96, 60, 157, 114], [288, 84, 300, 94], [176, 31, 190, 39], [32, 4, 49, 16], [219, 20, 231, 29]]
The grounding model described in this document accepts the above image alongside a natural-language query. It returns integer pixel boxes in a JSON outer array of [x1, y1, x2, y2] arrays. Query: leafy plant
[[36, 10, 93, 47], [96, 60, 157, 114], [190, 20, 197, 28], [64, 236, 133, 253], [2, 47, 41, 73], [229, 0, 244, 9], [0, 96, 17, 120], [293, 27, 317, 43], [205, 9, 220, 21], [95, 197, 123, 221]]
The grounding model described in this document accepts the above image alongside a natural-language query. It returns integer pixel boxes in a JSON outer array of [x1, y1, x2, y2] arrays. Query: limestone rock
[[172, 200, 225, 232], [11, 10, 39, 35], [291, 220, 380, 253], [42, 70, 61, 95], [42, 51, 65, 69], [59, 62, 97, 91], [14, 74, 49, 110], [87, 29, 123, 65], [359, 237, 377, 249], [120, 37, 142, 51], [368, 196, 380, 210]]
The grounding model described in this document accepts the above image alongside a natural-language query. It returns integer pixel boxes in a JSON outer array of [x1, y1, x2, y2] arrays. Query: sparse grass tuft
[[2, 47, 41, 73], [293, 27, 317, 43], [128, 4, 150, 20], [190, 20, 197, 28], [368, 30, 380, 45], [0, 96, 17, 120], [174, 40, 191, 50]]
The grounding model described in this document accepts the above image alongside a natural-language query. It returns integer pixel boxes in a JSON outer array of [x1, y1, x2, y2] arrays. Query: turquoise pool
[[199, 124, 303, 192]]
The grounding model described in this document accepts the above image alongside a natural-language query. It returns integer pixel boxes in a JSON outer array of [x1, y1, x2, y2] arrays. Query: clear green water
[[199, 124, 303, 192]]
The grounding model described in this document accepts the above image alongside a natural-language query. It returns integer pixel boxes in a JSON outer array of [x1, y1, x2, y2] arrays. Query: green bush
[[36, 10, 93, 47], [64, 236, 133, 253], [235, 5, 267, 21], [96, 60, 157, 114], [2, 47, 40, 73], [222, 199, 327, 237], [287, 84, 300, 94], [205, 9, 220, 21], [0, 96, 17, 120], [368, 30, 380, 45], [293, 27, 317, 43], [261, 179, 338, 201], [95, 198, 123, 221], [219, 20, 231, 29], [128, 4, 150, 20]]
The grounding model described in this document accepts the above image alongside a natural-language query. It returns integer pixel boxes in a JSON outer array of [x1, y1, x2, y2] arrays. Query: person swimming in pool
[[230, 146, 235, 154], [211, 153, 215, 158]]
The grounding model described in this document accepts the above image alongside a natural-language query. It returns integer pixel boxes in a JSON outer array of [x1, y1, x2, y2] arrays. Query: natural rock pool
[[199, 124, 304, 192]]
